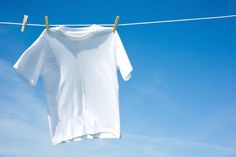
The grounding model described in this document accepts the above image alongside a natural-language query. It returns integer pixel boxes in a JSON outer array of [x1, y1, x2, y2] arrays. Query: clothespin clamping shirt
[[21, 15, 28, 32], [112, 16, 120, 33], [45, 16, 49, 32]]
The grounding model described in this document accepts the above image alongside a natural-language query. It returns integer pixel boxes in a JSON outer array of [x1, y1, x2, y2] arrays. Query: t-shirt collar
[[53, 24, 112, 41]]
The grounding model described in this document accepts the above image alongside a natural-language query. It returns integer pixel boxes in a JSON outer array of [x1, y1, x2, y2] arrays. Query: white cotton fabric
[[13, 24, 133, 145]]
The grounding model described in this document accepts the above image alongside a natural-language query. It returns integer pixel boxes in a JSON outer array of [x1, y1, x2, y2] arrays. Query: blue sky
[[0, 0, 236, 156]]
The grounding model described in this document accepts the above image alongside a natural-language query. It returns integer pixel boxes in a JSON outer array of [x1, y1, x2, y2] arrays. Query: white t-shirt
[[13, 25, 133, 145]]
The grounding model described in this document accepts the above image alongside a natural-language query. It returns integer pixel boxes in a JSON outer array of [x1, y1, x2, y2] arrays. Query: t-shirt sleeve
[[13, 31, 47, 86], [114, 31, 133, 81]]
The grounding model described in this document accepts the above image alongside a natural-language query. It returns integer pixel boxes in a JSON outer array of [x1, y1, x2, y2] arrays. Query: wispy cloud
[[119, 133, 236, 157], [0, 59, 49, 156], [0, 58, 236, 157]]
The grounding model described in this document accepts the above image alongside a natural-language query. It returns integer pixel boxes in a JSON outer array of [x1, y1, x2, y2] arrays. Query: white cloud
[[0, 58, 236, 157]]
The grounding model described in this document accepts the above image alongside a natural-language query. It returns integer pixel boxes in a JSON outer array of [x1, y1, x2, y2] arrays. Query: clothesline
[[0, 14, 236, 27]]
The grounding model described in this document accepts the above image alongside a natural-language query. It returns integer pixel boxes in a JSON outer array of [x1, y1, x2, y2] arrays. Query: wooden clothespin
[[45, 16, 49, 32], [21, 15, 28, 32], [112, 16, 120, 33]]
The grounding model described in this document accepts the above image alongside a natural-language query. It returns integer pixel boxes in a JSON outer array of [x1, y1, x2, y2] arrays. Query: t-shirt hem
[[52, 129, 120, 145]]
